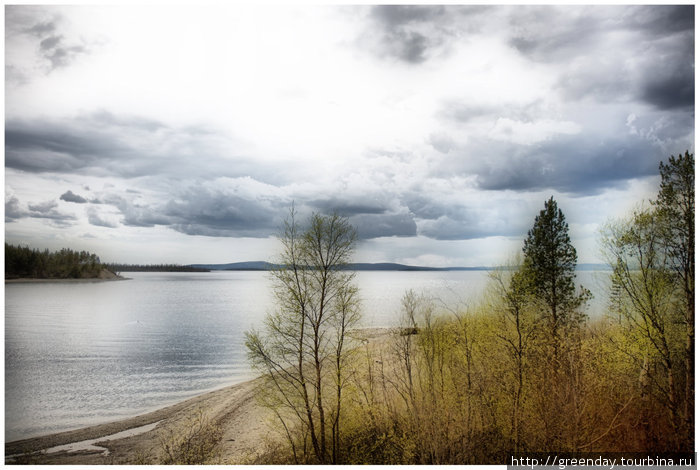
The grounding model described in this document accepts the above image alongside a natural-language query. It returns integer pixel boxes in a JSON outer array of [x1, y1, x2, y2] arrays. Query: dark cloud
[[392, 31, 430, 63], [60, 190, 88, 204], [5, 113, 244, 180], [470, 136, 662, 194], [431, 103, 693, 196], [350, 213, 417, 239], [625, 5, 694, 36], [372, 5, 446, 27], [637, 37, 694, 110], [310, 197, 387, 216], [364, 5, 492, 64], [641, 71, 694, 110], [5, 196, 25, 222], [6, 119, 126, 173], [164, 189, 284, 238], [507, 6, 695, 110], [92, 184, 420, 240], [307, 192, 420, 239], [87, 185, 288, 237]]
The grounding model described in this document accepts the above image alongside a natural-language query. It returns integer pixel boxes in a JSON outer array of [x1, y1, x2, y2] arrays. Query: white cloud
[[4, 5, 693, 267]]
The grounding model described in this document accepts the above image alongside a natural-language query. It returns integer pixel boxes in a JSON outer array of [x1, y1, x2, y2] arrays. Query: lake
[[5, 270, 609, 442]]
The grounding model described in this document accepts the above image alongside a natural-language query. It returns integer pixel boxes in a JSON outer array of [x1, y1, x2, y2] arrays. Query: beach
[[5, 328, 391, 464], [6, 375, 277, 464]]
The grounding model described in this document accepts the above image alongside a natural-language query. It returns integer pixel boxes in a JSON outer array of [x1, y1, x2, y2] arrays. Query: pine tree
[[521, 196, 590, 342]]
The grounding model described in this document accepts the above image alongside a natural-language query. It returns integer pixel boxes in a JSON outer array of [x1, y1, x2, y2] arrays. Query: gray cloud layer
[[5, 112, 255, 180]]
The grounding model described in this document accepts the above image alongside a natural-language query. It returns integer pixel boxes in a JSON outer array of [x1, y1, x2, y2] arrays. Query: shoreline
[[5, 375, 269, 464], [5, 276, 129, 284], [5, 267, 128, 283], [5, 327, 392, 464]]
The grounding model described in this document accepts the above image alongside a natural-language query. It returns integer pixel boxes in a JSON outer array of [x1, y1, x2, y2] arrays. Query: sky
[[4, 4, 695, 266]]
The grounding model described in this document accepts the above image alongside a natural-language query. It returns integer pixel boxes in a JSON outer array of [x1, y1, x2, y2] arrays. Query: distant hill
[[188, 261, 491, 271], [190, 261, 275, 271], [188, 261, 611, 272]]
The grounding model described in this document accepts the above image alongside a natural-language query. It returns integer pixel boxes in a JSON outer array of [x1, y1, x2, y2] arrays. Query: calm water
[[5, 270, 608, 441]]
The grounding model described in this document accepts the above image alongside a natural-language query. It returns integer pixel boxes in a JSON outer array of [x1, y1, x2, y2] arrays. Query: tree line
[[106, 263, 209, 273], [5, 244, 107, 279], [244, 151, 694, 464]]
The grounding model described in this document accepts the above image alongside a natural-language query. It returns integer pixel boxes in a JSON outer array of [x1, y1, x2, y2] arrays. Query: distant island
[[5, 243, 121, 281]]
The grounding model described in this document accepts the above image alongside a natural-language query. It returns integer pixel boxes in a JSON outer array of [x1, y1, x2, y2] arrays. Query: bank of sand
[[5, 328, 392, 465]]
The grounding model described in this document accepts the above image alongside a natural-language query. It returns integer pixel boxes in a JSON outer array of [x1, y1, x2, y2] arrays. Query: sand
[[5, 327, 392, 465], [6, 374, 283, 464]]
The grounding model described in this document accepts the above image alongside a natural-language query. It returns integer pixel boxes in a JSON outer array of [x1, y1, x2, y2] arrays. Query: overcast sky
[[4, 4, 695, 266]]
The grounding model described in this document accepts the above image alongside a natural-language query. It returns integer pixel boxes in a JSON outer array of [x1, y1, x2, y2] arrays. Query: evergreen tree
[[521, 196, 590, 340]]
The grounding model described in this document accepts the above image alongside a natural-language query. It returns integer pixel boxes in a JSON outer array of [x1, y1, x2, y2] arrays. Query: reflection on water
[[5, 270, 608, 441]]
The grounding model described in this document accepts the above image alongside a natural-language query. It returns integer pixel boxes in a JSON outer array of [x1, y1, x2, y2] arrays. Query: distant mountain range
[[188, 261, 610, 272]]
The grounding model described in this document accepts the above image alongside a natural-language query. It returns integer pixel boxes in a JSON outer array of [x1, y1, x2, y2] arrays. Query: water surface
[[5, 270, 608, 441]]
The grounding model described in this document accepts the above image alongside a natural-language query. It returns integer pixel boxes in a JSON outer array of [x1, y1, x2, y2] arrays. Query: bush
[[158, 408, 223, 465]]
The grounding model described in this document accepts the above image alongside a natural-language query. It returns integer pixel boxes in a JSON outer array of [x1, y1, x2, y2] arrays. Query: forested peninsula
[[5, 244, 119, 280]]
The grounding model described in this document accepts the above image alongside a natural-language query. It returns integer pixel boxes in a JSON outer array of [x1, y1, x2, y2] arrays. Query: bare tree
[[245, 207, 360, 463], [655, 151, 694, 443], [488, 256, 537, 453], [601, 208, 683, 446]]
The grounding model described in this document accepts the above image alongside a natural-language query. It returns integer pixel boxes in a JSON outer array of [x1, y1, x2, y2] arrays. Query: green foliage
[[5, 243, 106, 279], [600, 151, 695, 450], [254, 153, 693, 463]]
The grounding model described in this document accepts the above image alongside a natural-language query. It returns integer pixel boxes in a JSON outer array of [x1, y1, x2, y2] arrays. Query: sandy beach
[[6, 375, 277, 464], [5, 328, 391, 465]]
